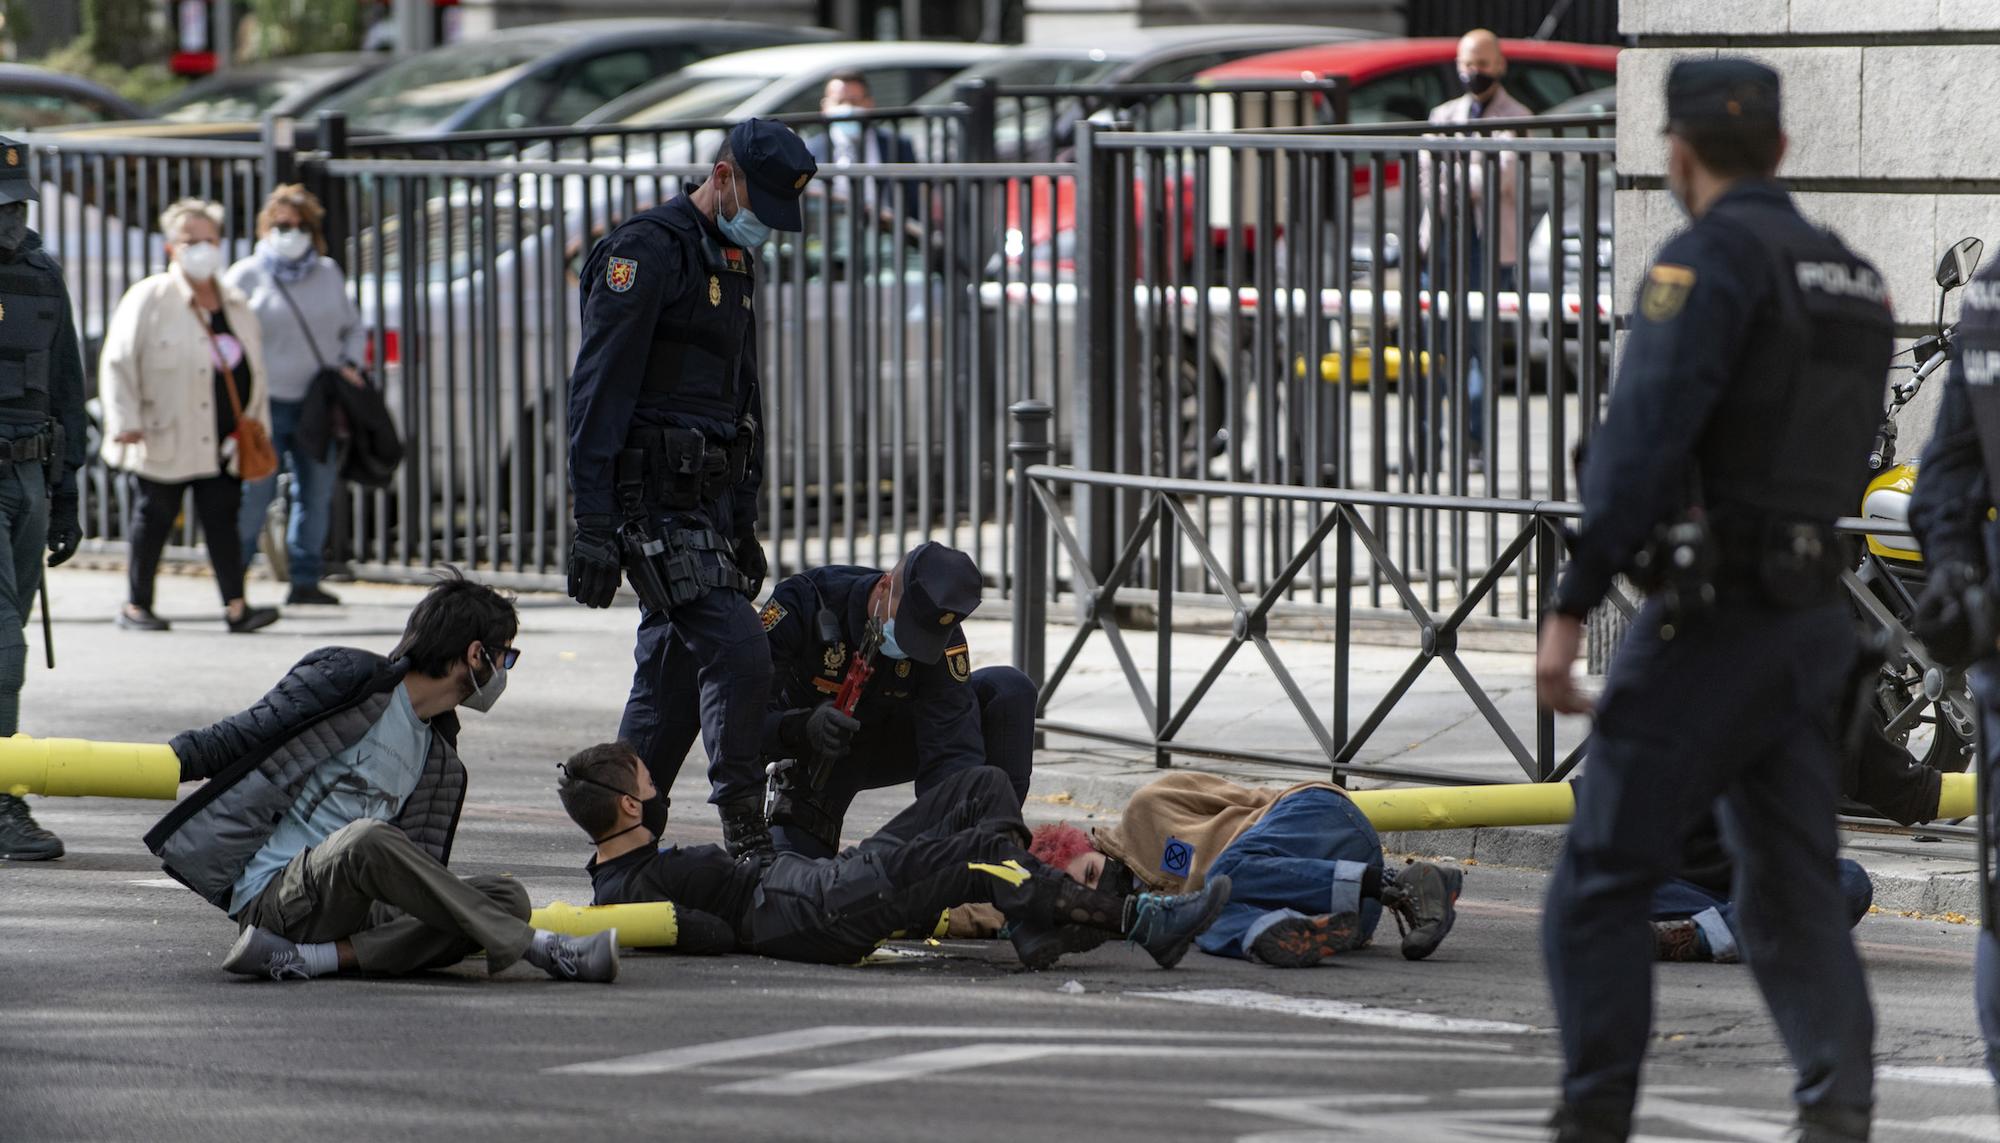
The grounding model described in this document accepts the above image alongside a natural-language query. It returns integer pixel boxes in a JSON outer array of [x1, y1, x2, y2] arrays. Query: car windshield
[[610, 74, 768, 125], [0, 91, 114, 129], [916, 53, 1125, 104], [155, 75, 311, 122], [327, 41, 551, 133]]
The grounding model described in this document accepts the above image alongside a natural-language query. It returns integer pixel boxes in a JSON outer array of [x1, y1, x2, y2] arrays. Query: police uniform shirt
[[1910, 258, 2000, 570], [0, 232, 87, 493], [566, 193, 762, 523], [757, 566, 982, 769], [587, 841, 760, 934], [1554, 180, 1892, 618]]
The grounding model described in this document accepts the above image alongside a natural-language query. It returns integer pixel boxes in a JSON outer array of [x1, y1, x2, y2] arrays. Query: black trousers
[[127, 472, 245, 609]]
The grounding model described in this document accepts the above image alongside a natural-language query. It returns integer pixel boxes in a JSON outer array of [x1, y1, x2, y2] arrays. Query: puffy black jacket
[[143, 647, 466, 911]]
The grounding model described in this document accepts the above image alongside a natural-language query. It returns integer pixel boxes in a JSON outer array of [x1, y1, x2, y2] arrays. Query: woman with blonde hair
[[99, 198, 279, 633], [226, 184, 364, 606]]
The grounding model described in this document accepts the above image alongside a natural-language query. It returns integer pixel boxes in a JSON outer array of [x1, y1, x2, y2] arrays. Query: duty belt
[[626, 425, 749, 508], [0, 433, 52, 464]]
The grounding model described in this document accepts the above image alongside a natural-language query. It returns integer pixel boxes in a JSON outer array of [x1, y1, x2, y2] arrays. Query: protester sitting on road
[[1652, 812, 1873, 963], [965, 771, 1463, 968], [557, 742, 1231, 969], [99, 197, 279, 634], [144, 569, 619, 984], [226, 184, 367, 608]]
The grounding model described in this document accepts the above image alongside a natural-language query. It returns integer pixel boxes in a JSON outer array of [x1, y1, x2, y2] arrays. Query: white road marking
[[548, 1026, 895, 1077], [1877, 1065, 1994, 1087], [1876, 1114, 2000, 1139], [715, 1046, 1552, 1097], [1217, 1090, 1788, 1141], [127, 878, 181, 889], [1137, 988, 1543, 1035]]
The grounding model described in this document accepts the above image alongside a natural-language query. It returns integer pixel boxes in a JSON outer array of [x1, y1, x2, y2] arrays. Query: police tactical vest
[[1695, 202, 1894, 522], [639, 212, 753, 425], [0, 253, 63, 414], [1951, 263, 2000, 496]]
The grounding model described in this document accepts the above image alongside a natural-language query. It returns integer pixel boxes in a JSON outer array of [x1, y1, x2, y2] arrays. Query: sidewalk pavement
[[19, 563, 1986, 921]]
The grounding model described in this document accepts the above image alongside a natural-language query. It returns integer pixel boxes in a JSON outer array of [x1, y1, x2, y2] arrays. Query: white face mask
[[177, 241, 222, 282], [269, 227, 313, 262]]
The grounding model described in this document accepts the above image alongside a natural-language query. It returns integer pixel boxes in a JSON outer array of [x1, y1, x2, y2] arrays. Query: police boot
[[1006, 920, 1112, 971], [718, 796, 775, 860], [1549, 1104, 1626, 1143], [0, 794, 63, 861], [1794, 1105, 1870, 1142]]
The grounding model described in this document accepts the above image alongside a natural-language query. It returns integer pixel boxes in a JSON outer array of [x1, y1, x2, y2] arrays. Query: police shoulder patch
[[945, 644, 970, 683], [1639, 263, 1695, 323], [606, 256, 638, 293], [760, 601, 786, 631]]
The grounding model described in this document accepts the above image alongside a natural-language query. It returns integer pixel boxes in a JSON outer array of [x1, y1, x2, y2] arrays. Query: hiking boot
[[0, 794, 63, 860], [1249, 912, 1364, 968], [1008, 921, 1112, 971], [528, 929, 620, 983], [1382, 861, 1463, 961], [223, 926, 313, 981], [1126, 874, 1232, 969], [1653, 919, 1706, 963]]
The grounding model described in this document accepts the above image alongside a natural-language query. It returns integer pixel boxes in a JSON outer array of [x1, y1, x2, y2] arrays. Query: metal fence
[[955, 78, 1350, 163]]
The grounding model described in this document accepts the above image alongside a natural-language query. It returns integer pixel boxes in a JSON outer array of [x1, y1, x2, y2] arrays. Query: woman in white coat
[[99, 199, 279, 633]]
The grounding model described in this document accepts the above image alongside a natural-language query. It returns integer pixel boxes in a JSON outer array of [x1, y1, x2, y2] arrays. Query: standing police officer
[[751, 542, 1037, 858], [1906, 244, 2000, 1098], [1535, 62, 1888, 1142], [566, 120, 815, 858], [0, 137, 87, 862]]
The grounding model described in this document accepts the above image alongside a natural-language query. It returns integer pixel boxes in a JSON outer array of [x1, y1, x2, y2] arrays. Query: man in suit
[[807, 72, 922, 222]]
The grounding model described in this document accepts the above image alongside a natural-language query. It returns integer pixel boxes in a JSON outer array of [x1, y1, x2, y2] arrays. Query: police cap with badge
[[890, 542, 981, 667], [1665, 58, 1780, 134], [728, 118, 817, 233], [0, 134, 30, 207]]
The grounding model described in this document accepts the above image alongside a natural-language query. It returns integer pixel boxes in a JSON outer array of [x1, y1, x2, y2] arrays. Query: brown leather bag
[[197, 300, 278, 481]]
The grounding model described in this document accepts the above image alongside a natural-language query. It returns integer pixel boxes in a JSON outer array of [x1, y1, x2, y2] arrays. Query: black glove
[[734, 535, 767, 599], [45, 496, 80, 568], [804, 701, 860, 764], [1912, 561, 1992, 670], [567, 514, 623, 609]]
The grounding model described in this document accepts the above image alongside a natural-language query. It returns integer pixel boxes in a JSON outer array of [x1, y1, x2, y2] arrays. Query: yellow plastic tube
[[532, 899, 680, 948], [1347, 782, 1578, 832], [0, 734, 181, 800], [1938, 772, 1978, 820]]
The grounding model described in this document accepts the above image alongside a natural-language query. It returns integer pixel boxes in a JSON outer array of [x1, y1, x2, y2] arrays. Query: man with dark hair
[[566, 118, 817, 860], [1536, 60, 1888, 1141], [806, 69, 922, 219], [145, 570, 619, 983], [557, 742, 1232, 969]]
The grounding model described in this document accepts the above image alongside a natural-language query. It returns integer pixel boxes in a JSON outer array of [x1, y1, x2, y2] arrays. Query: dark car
[[0, 64, 143, 131], [322, 18, 837, 137], [148, 52, 388, 122]]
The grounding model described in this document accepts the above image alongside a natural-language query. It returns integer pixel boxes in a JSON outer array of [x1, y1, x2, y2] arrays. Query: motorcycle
[[1849, 235, 1986, 777]]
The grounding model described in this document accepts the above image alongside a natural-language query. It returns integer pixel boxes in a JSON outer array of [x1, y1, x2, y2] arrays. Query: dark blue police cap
[[892, 542, 981, 665], [1667, 58, 1781, 131], [728, 118, 816, 233], [0, 135, 31, 207]]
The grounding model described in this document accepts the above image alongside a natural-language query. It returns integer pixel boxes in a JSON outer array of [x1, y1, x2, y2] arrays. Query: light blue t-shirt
[[229, 684, 435, 916]]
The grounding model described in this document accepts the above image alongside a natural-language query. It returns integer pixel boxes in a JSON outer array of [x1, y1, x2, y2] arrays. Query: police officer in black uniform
[[743, 542, 1038, 858], [566, 119, 815, 858], [0, 137, 87, 863], [1906, 241, 2000, 1097], [1535, 62, 1888, 1142]]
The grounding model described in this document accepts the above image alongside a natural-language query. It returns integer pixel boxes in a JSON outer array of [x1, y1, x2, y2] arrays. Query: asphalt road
[[1, 572, 1995, 1141]]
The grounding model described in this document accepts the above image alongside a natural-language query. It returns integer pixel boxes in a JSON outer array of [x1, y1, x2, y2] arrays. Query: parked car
[[0, 64, 143, 130], [148, 52, 387, 123], [322, 19, 837, 137]]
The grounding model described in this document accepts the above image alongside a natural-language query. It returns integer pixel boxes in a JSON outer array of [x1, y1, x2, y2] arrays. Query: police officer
[[1907, 242, 2000, 1098], [566, 119, 815, 858], [0, 138, 86, 863], [751, 542, 1037, 858], [1535, 62, 1888, 1142]]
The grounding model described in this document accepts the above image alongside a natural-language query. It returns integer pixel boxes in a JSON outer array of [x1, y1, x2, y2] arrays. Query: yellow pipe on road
[[532, 899, 681, 948], [0, 735, 181, 800], [1348, 782, 1577, 832], [1939, 772, 1978, 819]]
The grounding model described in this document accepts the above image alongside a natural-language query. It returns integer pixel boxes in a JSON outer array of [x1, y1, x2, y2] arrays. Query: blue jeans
[[236, 397, 337, 589], [1419, 229, 1510, 457], [1650, 859, 1873, 963], [1195, 788, 1385, 960]]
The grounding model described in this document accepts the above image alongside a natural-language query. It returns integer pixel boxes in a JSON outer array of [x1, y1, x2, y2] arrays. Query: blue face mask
[[718, 176, 771, 249], [826, 107, 863, 147], [879, 618, 908, 661]]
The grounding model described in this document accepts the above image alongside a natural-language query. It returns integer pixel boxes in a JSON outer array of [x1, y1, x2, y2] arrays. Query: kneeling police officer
[[565, 119, 814, 858], [1536, 61, 1889, 1141]]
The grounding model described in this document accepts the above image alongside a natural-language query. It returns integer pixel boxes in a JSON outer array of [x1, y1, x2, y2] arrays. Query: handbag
[[272, 275, 402, 488], [197, 300, 278, 482]]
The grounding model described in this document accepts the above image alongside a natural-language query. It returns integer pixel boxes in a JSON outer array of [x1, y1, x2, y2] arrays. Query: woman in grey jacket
[[225, 185, 364, 606]]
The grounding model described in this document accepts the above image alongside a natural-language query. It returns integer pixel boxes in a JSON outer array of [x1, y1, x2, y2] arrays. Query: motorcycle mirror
[[1937, 236, 1984, 290]]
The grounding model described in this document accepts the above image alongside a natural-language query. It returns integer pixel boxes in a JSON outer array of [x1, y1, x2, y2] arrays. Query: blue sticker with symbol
[[1160, 837, 1194, 877]]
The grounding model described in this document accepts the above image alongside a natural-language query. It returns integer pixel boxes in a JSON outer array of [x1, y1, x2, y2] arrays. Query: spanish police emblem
[[1640, 264, 1695, 323], [606, 256, 637, 293], [708, 275, 721, 306]]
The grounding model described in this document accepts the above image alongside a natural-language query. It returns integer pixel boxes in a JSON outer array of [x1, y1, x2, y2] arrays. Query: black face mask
[[0, 203, 28, 253], [640, 794, 669, 838], [1460, 70, 1498, 97], [558, 765, 664, 845]]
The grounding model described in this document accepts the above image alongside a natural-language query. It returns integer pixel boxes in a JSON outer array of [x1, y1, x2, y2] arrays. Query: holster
[[1630, 514, 1717, 630], [627, 425, 747, 511], [41, 420, 63, 494]]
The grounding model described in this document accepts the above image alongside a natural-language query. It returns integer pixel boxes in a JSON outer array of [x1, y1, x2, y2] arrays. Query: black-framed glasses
[[490, 645, 521, 670]]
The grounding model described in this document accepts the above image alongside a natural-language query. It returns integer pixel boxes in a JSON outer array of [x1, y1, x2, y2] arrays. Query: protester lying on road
[[557, 742, 1231, 969], [1652, 811, 1873, 963], [958, 771, 1463, 968], [144, 569, 619, 984]]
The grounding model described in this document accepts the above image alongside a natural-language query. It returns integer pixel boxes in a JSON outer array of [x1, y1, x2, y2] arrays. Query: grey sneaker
[[1383, 861, 1463, 961], [223, 926, 313, 981], [533, 929, 620, 983], [1127, 874, 1232, 969]]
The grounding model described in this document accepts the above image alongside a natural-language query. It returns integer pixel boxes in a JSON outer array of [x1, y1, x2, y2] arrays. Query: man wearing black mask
[[0, 136, 89, 863]]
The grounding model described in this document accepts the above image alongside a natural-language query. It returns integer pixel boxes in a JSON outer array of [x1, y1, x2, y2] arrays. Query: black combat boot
[[0, 794, 62, 861], [718, 796, 775, 860]]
